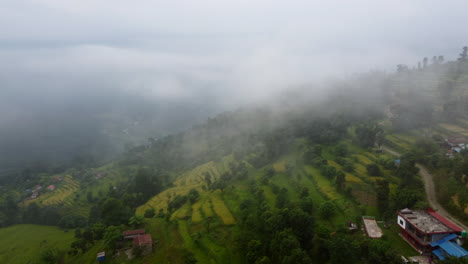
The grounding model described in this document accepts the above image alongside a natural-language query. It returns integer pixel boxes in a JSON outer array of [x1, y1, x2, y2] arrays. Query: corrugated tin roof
[[439, 241, 468, 258], [123, 229, 145, 236], [430, 233, 458, 247], [432, 248, 445, 260]]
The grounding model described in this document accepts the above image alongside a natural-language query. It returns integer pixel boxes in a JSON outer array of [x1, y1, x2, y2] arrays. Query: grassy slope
[[1, 139, 418, 263], [0, 224, 74, 264]]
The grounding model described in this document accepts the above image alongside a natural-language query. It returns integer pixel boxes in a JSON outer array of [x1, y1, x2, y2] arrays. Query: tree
[[438, 55, 444, 63], [144, 208, 155, 218], [320, 165, 337, 179], [275, 188, 289, 209], [391, 187, 422, 210], [355, 123, 382, 148], [168, 195, 188, 212], [366, 164, 381, 176], [396, 64, 408, 73], [59, 214, 87, 228], [246, 240, 264, 263], [134, 168, 162, 200], [333, 143, 348, 157], [375, 179, 390, 216], [327, 235, 360, 264], [188, 189, 200, 203], [269, 229, 302, 263], [182, 249, 197, 264], [40, 247, 59, 264], [86, 192, 94, 203], [82, 227, 94, 245], [88, 205, 101, 224], [101, 198, 133, 226], [299, 197, 313, 214], [254, 256, 272, 264], [366, 239, 401, 263], [92, 223, 106, 240], [23, 203, 40, 224], [423, 57, 428, 68], [319, 201, 336, 219], [335, 171, 345, 191], [103, 226, 122, 251], [299, 187, 309, 198], [129, 215, 145, 228], [459, 46, 468, 62]]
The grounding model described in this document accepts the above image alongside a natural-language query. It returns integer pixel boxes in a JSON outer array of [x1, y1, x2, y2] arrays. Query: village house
[[32, 184, 42, 192], [47, 185, 55, 191], [53, 175, 63, 182], [397, 208, 468, 260], [121, 229, 154, 257], [122, 229, 146, 239], [31, 192, 39, 199], [445, 137, 467, 157], [133, 234, 153, 255], [95, 172, 108, 180]]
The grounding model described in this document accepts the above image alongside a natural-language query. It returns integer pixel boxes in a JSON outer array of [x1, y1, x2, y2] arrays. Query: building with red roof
[[122, 229, 145, 239], [397, 208, 463, 253], [133, 234, 152, 247], [133, 234, 153, 254]]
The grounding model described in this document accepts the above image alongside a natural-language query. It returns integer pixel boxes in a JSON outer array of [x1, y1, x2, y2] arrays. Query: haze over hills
[[2, 1, 468, 264]]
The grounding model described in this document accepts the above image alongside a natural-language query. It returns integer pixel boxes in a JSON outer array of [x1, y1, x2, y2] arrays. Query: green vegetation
[[2, 46, 468, 263], [0, 224, 74, 264]]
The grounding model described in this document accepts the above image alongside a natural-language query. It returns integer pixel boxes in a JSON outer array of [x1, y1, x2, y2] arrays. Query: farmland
[[0, 225, 74, 264]]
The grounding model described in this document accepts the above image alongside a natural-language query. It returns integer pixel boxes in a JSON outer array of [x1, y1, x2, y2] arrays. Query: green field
[[0, 224, 74, 264]]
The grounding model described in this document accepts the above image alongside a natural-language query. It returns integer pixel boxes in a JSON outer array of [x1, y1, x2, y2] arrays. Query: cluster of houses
[[445, 137, 467, 157], [25, 184, 56, 200]]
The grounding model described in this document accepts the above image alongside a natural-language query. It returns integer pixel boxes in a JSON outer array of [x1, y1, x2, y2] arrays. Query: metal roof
[[431, 234, 458, 247], [432, 248, 445, 260], [439, 241, 468, 258], [122, 229, 145, 236]]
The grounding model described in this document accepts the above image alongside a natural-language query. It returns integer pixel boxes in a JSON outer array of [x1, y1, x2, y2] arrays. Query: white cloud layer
[[0, 0, 467, 107]]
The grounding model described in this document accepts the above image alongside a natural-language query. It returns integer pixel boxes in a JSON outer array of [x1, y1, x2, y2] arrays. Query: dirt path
[[382, 146, 468, 231]]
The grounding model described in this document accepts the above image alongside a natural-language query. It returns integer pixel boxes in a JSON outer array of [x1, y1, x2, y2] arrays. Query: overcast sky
[[1, 0, 467, 110]]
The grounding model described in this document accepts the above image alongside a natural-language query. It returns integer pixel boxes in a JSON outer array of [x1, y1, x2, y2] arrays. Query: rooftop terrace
[[399, 209, 454, 233]]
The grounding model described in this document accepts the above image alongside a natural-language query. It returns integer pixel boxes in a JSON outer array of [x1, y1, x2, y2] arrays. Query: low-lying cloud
[[0, 0, 467, 167]]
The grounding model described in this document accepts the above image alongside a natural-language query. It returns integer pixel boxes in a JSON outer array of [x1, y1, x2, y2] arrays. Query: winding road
[[382, 146, 468, 231]]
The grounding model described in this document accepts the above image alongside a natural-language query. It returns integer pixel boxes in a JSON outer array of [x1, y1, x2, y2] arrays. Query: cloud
[[1, 0, 467, 108]]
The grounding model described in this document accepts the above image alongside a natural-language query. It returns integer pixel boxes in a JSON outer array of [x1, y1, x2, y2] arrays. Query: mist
[[1, 0, 467, 169]]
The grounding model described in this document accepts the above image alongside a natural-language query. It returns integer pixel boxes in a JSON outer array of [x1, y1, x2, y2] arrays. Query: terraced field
[[137, 158, 236, 226], [23, 175, 80, 206], [210, 191, 236, 225], [42, 176, 80, 206], [385, 134, 416, 151]]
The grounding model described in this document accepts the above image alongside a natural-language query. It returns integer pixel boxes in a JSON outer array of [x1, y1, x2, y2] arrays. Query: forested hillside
[[0, 47, 468, 263]]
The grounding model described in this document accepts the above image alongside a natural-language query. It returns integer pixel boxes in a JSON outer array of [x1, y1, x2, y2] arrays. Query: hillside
[[0, 49, 468, 263]]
